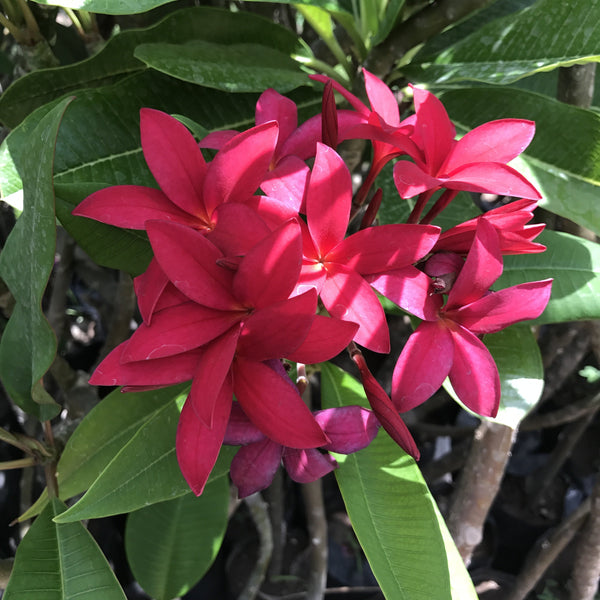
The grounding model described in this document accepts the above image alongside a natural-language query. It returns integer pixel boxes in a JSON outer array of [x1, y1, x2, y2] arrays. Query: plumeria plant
[[0, 1, 599, 599]]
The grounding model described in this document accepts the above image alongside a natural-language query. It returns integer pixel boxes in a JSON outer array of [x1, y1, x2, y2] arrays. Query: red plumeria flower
[[434, 198, 546, 255], [298, 143, 440, 352], [224, 401, 379, 498], [393, 86, 541, 201], [90, 219, 358, 494], [73, 109, 280, 323], [391, 219, 552, 417]]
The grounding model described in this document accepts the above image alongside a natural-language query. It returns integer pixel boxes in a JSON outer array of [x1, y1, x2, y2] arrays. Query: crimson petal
[[176, 378, 232, 495], [72, 185, 197, 229], [147, 220, 237, 310], [448, 327, 500, 418], [283, 448, 337, 483], [140, 108, 208, 217], [234, 357, 328, 448], [393, 160, 441, 198], [391, 321, 454, 412], [230, 439, 283, 498], [306, 144, 352, 256], [314, 406, 379, 454], [223, 403, 265, 445]]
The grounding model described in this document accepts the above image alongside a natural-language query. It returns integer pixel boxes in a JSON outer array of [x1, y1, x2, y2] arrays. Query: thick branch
[[364, 0, 497, 79], [446, 420, 516, 564]]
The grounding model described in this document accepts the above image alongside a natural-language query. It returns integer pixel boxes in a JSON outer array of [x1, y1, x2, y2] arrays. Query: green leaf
[[321, 363, 474, 600], [54, 399, 235, 522], [135, 40, 307, 93], [125, 479, 229, 600], [406, 0, 600, 85], [438, 87, 600, 236], [0, 7, 306, 128], [484, 325, 544, 428], [20, 384, 190, 522], [498, 230, 600, 323], [0, 98, 73, 419], [31, 0, 177, 14], [4, 498, 126, 600]]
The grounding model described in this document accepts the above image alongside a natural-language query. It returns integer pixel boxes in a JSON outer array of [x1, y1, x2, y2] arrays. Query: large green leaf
[[4, 498, 126, 600], [321, 363, 477, 600], [20, 384, 190, 522], [405, 0, 600, 85], [54, 398, 235, 522], [136, 40, 307, 93], [0, 7, 306, 128], [439, 87, 600, 236], [498, 229, 600, 323], [485, 325, 544, 428], [0, 98, 72, 419], [125, 479, 229, 600], [32, 0, 176, 13]]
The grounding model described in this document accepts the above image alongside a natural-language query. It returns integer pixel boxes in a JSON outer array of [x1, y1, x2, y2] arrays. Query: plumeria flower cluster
[[73, 69, 552, 496]]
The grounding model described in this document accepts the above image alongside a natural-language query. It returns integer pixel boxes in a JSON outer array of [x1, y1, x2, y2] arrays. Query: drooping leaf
[[125, 479, 229, 600], [438, 87, 600, 236], [497, 230, 600, 323], [4, 498, 126, 600], [0, 6, 307, 128], [0, 98, 73, 419], [406, 0, 600, 85], [321, 362, 476, 600], [135, 41, 308, 93], [31, 0, 176, 12], [484, 325, 544, 428], [54, 399, 235, 522]]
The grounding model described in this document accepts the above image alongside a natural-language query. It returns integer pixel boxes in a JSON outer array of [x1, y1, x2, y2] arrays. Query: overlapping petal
[[230, 438, 283, 498]]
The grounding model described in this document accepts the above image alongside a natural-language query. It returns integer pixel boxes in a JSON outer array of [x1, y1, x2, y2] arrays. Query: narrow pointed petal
[[286, 315, 359, 364], [447, 219, 502, 309], [122, 303, 241, 362], [327, 223, 440, 274], [353, 353, 419, 459], [367, 266, 442, 321], [72, 185, 198, 229], [260, 156, 308, 213], [306, 144, 352, 256], [283, 448, 337, 483], [236, 290, 317, 360], [188, 326, 240, 428], [448, 327, 500, 418], [234, 219, 302, 307], [245, 194, 301, 229], [450, 279, 552, 334], [203, 121, 278, 214], [134, 258, 170, 325], [411, 86, 455, 174], [230, 439, 283, 498], [234, 357, 328, 449], [208, 202, 270, 257], [89, 342, 201, 387], [314, 406, 379, 454], [444, 163, 541, 199], [363, 69, 400, 126], [223, 403, 265, 445], [391, 321, 454, 412], [393, 160, 441, 198], [256, 88, 298, 153], [176, 378, 232, 495], [443, 119, 535, 173], [146, 220, 237, 310], [320, 265, 389, 353], [140, 108, 208, 217]]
